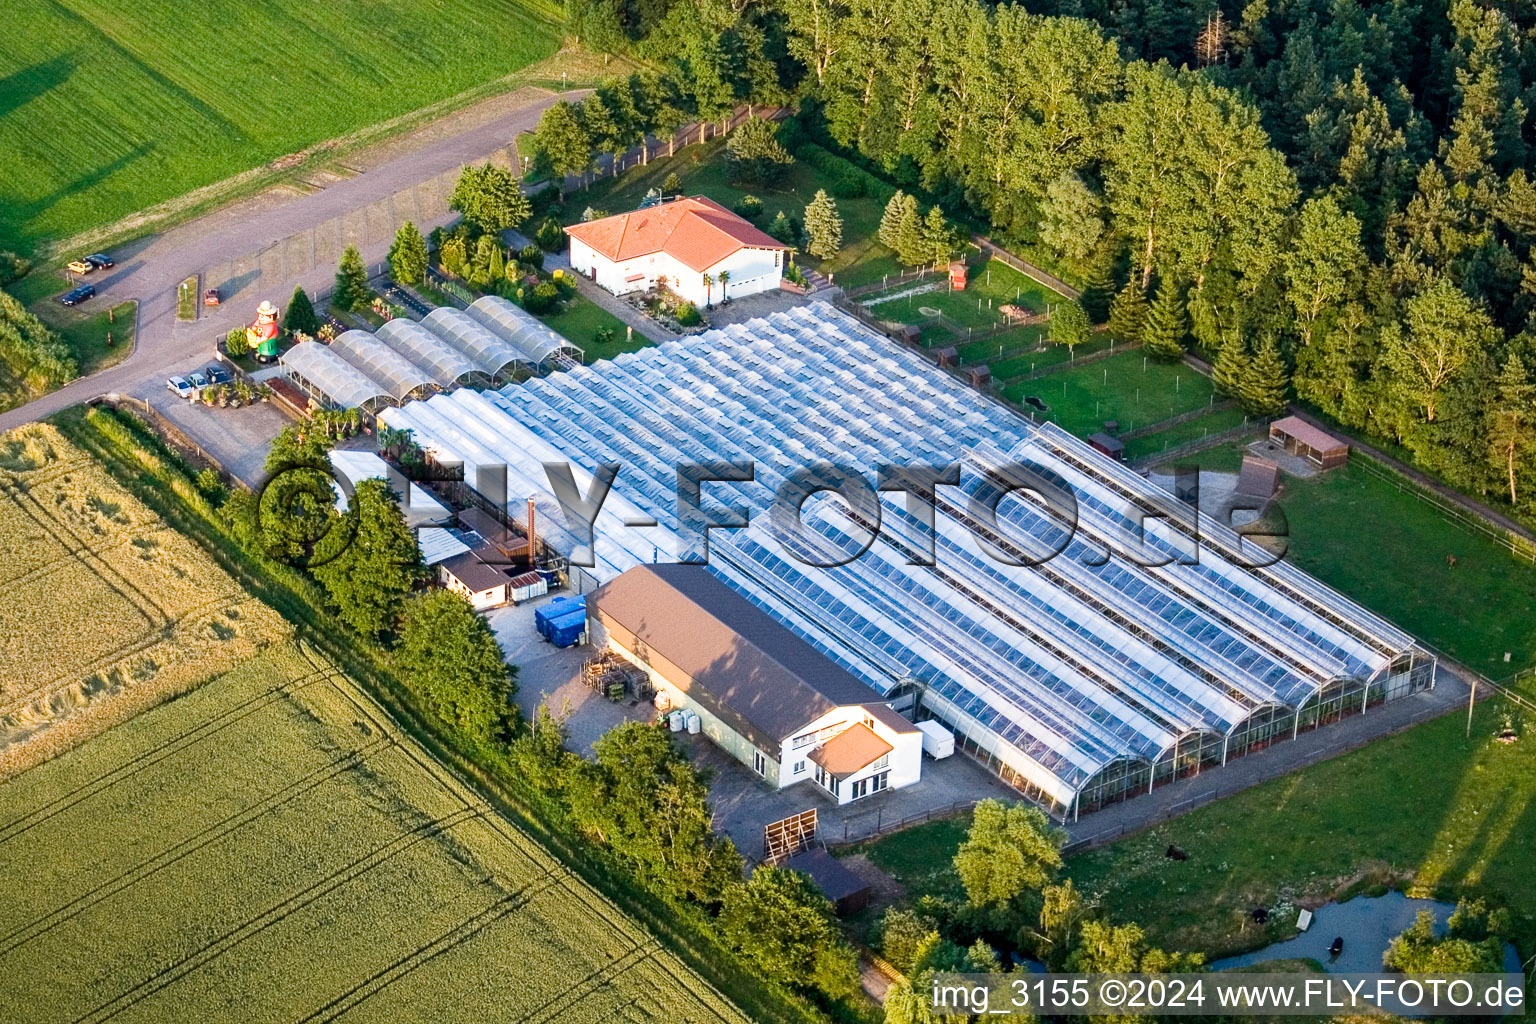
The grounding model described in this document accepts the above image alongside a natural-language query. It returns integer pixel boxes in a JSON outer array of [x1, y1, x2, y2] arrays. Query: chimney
[[526, 497, 537, 564]]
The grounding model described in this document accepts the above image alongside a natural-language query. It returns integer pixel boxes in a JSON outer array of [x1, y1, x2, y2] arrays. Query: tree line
[[548, 0, 1536, 517]]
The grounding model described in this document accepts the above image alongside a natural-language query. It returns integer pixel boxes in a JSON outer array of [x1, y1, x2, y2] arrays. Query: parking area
[[485, 598, 653, 754], [703, 287, 812, 327], [145, 386, 293, 487]]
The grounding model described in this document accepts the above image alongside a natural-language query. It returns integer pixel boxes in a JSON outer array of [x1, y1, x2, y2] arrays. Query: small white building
[[587, 564, 923, 805], [564, 196, 790, 308]]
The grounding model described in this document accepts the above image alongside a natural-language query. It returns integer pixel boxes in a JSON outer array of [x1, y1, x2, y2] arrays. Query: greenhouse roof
[[377, 302, 1425, 808], [466, 295, 579, 364], [281, 342, 393, 410], [376, 318, 480, 384], [331, 330, 435, 401], [420, 307, 526, 378]]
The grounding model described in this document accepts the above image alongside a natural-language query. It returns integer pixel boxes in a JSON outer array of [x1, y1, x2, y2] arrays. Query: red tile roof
[[563, 196, 788, 273]]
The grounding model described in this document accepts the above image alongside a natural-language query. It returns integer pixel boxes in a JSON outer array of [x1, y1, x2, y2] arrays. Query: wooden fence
[[827, 798, 979, 846]]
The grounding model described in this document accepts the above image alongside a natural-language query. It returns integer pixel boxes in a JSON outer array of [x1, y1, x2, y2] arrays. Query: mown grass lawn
[[1001, 350, 1217, 436], [854, 682, 1536, 963], [538, 293, 649, 362], [1122, 405, 1253, 462], [0, 0, 560, 252]]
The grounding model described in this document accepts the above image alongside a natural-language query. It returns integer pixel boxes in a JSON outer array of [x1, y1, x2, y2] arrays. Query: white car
[[166, 376, 195, 399]]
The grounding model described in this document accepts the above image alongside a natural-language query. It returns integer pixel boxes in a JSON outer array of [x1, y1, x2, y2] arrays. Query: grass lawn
[[1122, 405, 1252, 462], [538, 293, 648, 362], [1154, 437, 1255, 475], [565, 138, 902, 287], [853, 681, 1536, 962], [1271, 459, 1536, 677], [1065, 678, 1536, 960], [990, 333, 1120, 380], [861, 259, 1068, 332], [1001, 350, 1217, 436], [0, 0, 560, 253], [49, 299, 136, 377]]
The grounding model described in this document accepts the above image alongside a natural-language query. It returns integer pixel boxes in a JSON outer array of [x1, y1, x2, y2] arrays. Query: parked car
[[65, 259, 94, 275], [166, 376, 195, 400], [84, 253, 115, 270], [187, 371, 209, 390], [203, 288, 220, 306], [59, 285, 95, 306], [204, 365, 231, 385]]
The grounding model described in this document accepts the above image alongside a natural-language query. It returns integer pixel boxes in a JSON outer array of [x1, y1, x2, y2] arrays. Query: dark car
[[84, 253, 115, 270], [204, 365, 232, 385], [59, 285, 95, 306]]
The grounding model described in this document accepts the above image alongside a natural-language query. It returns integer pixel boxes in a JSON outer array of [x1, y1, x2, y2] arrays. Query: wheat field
[[0, 640, 753, 1023], [0, 423, 290, 776]]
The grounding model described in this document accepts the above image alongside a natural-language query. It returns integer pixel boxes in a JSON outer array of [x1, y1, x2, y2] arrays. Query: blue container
[[548, 610, 587, 649], [535, 595, 584, 638]]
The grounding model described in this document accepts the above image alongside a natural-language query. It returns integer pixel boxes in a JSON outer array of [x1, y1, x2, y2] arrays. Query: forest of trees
[[556, 0, 1536, 516]]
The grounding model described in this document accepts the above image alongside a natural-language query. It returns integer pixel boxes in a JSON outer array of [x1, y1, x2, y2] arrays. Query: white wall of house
[[778, 705, 924, 805], [439, 565, 506, 611], [568, 239, 784, 308], [596, 632, 922, 802]]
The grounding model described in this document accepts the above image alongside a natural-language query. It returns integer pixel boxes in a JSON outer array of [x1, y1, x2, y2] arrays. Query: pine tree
[[1239, 334, 1289, 416], [1080, 243, 1117, 323], [1141, 282, 1186, 359], [1211, 331, 1250, 399], [489, 243, 506, 282], [895, 201, 927, 267], [1107, 281, 1149, 342], [802, 190, 843, 260], [879, 191, 914, 251], [922, 206, 952, 266], [388, 221, 428, 286], [333, 245, 370, 312], [767, 210, 797, 245], [663, 171, 683, 196], [282, 286, 319, 337]]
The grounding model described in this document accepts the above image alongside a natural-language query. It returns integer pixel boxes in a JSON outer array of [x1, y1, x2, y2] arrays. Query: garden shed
[[1269, 416, 1348, 470]]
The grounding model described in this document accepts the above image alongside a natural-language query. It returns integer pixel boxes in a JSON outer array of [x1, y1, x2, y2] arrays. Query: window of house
[[752, 750, 766, 776], [794, 760, 806, 775], [814, 765, 825, 786], [851, 771, 890, 801]]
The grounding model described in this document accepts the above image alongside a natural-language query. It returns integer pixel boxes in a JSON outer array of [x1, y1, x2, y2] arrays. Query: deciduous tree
[[396, 590, 518, 743], [450, 164, 531, 235]]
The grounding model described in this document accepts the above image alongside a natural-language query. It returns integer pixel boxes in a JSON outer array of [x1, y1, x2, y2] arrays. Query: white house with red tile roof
[[563, 196, 790, 308]]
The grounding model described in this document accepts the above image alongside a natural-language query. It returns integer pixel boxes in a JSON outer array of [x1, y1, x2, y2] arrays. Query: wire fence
[[827, 799, 980, 847], [1351, 453, 1536, 564]]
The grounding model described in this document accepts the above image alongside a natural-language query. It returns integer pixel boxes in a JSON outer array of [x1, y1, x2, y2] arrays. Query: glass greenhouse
[[281, 342, 393, 411], [420, 308, 526, 379], [378, 302, 1434, 818], [329, 330, 436, 401], [466, 296, 582, 365]]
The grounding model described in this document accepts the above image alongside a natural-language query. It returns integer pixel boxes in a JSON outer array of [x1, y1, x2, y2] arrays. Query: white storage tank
[[685, 712, 701, 735], [669, 710, 685, 732], [916, 719, 955, 759]]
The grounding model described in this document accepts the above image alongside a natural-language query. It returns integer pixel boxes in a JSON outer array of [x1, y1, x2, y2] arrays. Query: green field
[[1275, 460, 1536, 677], [1001, 350, 1217, 436], [0, 640, 754, 1024], [0, 0, 561, 252]]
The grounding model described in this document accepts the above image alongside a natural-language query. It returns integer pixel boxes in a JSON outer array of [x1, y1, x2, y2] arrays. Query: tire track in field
[[0, 733, 395, 958], [0, 665, 333, 841], [293, 868, 572, 1024], [71, 806, 485, 1024], [505, 937, 662, 1024]]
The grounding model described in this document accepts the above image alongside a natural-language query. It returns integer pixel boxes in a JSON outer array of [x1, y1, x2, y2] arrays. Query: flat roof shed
[[1269, 416, 1348, 469], [781, 848, 872, 915]]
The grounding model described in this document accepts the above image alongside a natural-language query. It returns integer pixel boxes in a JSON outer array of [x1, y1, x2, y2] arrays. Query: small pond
[[1210, 892, 1522, 974], [1023, 395, 1050, 412]]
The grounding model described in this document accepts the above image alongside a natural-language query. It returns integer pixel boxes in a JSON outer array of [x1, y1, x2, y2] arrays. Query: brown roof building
[[588, 564, 925, 804]]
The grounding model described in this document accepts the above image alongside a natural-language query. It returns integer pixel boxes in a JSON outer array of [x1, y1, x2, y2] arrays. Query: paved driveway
[[0, 88, 579, 434]]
